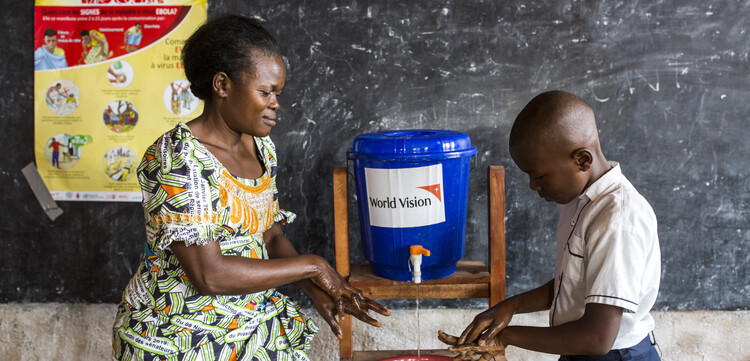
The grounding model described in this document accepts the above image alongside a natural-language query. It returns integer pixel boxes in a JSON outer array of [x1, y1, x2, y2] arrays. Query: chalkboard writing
[[2, 0, 748, 310]]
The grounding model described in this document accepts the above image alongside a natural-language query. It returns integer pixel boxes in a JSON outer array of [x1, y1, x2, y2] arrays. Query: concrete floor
[[0, 303, 748, 360]]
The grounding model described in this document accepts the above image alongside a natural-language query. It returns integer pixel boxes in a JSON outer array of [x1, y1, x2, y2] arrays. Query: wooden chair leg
[[488, 166, 506, 306], [333, 167, 353, 359], [339, 314, 353, 359]]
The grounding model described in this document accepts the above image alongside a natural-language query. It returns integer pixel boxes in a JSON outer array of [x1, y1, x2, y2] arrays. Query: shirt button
[[570, 221, 576, 227]]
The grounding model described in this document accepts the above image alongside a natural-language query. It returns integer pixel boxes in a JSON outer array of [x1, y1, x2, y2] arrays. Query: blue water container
[[348, 130, 477, 282]]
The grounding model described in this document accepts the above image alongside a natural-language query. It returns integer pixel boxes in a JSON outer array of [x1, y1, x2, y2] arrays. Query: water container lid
[[348, 129, 477, 161]]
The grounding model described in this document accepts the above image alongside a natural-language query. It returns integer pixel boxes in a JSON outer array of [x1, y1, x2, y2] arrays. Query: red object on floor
[[379, 356, 453, 361]]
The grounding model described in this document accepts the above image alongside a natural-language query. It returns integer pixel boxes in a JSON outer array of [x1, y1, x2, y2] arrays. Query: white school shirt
[[550, 161, 661, 349]]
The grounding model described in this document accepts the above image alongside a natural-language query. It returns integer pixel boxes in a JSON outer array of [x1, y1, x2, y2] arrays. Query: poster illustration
[[34, 0, 207, 201]]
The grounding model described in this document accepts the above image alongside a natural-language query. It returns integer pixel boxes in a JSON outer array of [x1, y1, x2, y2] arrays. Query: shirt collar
[[580, 161, 622, 202]]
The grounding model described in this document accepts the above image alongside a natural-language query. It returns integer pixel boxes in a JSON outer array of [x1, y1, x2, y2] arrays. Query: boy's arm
[[452, 302, 623, 356], [497, 302, 623, 355], [457, 279, 554, 345]]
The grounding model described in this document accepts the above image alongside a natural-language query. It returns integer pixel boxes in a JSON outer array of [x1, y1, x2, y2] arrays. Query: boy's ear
[[572, 148, 593, 171], [212, 72, 230, 99]]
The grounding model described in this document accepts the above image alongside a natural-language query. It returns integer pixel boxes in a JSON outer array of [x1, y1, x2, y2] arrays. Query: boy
[[122, 22, 142, 52], [445, 91, 661, 360]]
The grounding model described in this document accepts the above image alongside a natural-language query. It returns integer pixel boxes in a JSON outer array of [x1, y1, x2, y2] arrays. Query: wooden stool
[[333, 166, 508, 360]]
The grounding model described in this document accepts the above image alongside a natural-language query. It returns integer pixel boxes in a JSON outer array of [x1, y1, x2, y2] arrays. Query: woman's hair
[[182, 14, 281, 102]]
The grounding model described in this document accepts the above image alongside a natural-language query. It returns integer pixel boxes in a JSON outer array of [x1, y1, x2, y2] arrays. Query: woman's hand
[[338, 291, 391, 328], [309, 288, 342, 339], [260, 223, 390, 329], [307, 255, 374, 319], [306, 282, 390, 339]]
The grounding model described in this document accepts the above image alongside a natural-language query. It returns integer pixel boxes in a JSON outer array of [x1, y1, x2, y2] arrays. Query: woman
[[112, 15, 389, 361]]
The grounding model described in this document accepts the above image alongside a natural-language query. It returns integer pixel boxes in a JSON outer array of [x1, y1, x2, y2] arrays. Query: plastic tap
[[409, 245, 431, 283]]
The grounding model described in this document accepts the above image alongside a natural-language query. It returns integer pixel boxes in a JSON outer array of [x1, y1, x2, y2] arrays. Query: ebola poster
[[34, 0, 206, 201]]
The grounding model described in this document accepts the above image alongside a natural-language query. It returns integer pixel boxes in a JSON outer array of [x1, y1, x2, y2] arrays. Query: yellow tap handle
[[410, 244, 431, 256]]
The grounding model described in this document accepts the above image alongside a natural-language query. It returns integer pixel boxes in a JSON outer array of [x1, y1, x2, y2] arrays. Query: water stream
[[416, 283, 421, 359]]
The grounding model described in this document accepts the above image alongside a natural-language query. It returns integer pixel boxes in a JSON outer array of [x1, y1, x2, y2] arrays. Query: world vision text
[[369, 196, 434, 209]]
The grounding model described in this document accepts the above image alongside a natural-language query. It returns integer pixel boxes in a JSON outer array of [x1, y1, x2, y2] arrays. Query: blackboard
[[2, 0, 748, 310]]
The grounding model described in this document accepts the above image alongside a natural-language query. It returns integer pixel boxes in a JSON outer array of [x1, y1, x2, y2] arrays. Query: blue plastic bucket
[[348, 130, 477, 282]]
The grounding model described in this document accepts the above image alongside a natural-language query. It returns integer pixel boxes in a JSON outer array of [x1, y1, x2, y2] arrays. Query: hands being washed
[[309, 256, 391, 322], [309, 281, 390, 340], [438, 330, 504, 361], [341, 293, 391, 327]]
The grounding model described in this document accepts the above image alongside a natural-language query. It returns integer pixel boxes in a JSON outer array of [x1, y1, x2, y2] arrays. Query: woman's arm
[[263, 222, 389, 320], [169, 225, 328, 296], [264, 223, 390, 336], [262, 222, 320, 295], [170, 223, 379, 312], [261, 222, 338, 300], [262, 222, 363, 303], [171, 222, 389, 338]]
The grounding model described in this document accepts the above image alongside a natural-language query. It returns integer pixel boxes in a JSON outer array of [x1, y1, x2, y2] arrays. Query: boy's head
[[509, 91, 608, 204]]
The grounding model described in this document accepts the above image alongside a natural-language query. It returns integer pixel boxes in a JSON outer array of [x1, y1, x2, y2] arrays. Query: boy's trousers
[[558, 335, 660, 361]]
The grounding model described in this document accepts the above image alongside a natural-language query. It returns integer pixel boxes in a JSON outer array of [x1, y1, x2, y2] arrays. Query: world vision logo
[[364, 164, 446, 227], [368, 184, 442, 209], [417, 184, 441, 201]]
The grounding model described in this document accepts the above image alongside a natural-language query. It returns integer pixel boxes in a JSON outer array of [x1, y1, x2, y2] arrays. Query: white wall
[[0, 304, 748, 360]]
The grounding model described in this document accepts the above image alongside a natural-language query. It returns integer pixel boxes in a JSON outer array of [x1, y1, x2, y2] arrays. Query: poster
[[34, 0, 206, 201]]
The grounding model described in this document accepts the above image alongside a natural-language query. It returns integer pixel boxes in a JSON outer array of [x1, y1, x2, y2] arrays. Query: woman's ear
[[572, 148, 593, 171], [212, 72, 230, 99]]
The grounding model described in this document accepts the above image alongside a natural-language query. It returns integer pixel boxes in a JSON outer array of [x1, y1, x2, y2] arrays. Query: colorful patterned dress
[[113, 123, 318, 361]]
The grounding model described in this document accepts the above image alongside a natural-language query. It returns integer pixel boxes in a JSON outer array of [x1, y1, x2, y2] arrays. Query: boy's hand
[[438, 330, 504, 361], [457, 300, 516, 346]]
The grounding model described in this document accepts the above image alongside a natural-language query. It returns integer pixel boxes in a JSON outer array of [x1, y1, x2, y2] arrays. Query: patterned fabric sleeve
[[256, 136, 296, 224], [138, 125, 223, 250]]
